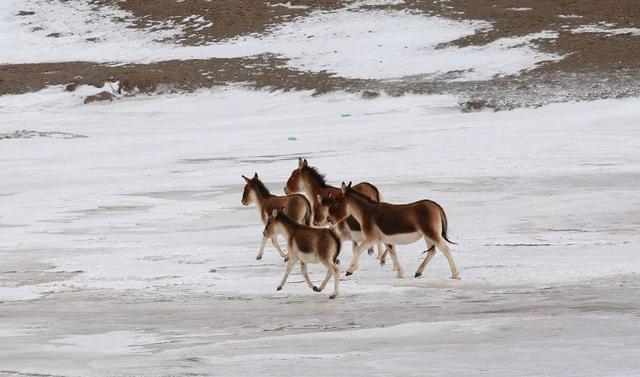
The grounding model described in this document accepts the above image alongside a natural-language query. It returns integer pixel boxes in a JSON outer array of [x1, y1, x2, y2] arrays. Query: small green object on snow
[[288, 136, 298, 141], [341, 113, 351, 117]]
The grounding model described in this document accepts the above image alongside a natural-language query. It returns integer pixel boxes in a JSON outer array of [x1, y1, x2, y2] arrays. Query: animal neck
[[276, 214, 299, 238], [346, 191, 374, 223], [252, 190, 269, 212]]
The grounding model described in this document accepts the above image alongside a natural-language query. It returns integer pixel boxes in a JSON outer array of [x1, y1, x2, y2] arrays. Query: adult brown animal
[[327, 182, 460, 280]]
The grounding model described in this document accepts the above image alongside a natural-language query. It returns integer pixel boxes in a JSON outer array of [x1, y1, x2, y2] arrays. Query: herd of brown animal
[[242, 158, 459, 299]]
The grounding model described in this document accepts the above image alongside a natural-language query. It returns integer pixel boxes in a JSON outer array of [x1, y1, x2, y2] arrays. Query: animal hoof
[[335, 259, 340, 265], [276, 286, 282, 291], [450, 275, 461, 280], [313, 286, 321, 292], [380, 260, 386, 267], [367, 248, 374, 256], [329, 294, 336, 299], [414, 272, 422, 278], [284, 256, 289, 262], [256, 255, 262, 260], [345, 271, 352, 276]]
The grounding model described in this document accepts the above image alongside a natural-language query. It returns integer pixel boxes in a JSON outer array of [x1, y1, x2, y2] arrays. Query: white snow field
[[1, 0, 560, 79], [1, 1, 640, 376], [1, 86, 639, 376]]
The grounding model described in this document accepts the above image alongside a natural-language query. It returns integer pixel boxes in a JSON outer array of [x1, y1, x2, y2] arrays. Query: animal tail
[[440, 206, 457, 244], [329, 229, 342, 265]]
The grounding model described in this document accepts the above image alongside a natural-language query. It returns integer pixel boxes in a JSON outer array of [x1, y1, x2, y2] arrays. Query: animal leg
[[414, 241, 436, 278], [321, 259, 340, 299], [437, 241, 460, 279], [300, 262, 318, 291], [318, 269, 332, 291], [387, 245, 405, 278], [346, 241, 375, 276], [271, 236, 287, 260], [256, 236, 268, 260], [276, 253, 297, 291], [375, 244, 385, 260]]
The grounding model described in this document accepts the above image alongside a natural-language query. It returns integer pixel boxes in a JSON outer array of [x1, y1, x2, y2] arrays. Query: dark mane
[[252, 178, 272, 198], [302, 166, 328, 188]]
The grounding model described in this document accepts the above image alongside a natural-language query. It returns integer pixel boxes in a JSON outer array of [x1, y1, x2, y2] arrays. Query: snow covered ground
[[1, 0, 560, 79], [1, 86, 639, 376], [1, 1, 639, 375]]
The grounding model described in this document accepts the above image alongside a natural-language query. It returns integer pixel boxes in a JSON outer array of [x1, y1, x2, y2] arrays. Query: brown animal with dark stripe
[[327, 182, 460, 280], [241, 173, 311, 261], [263, 208, 341, 299]]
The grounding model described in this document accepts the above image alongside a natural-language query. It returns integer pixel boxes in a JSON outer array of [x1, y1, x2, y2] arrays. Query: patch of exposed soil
[[3, 1, 640, 110], [91, 0, 346, 45], [0, 55, 366, 97], [373, 0, 640, 73], [4, 55, 640, 110]]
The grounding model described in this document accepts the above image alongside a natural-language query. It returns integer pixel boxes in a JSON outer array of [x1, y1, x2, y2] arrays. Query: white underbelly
[[297, 252, 320, 264], [381, 232, 423, 245]]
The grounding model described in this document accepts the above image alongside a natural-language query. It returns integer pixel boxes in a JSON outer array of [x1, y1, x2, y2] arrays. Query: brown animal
[[241, 173, 311, 260], [312, 194, 399, 273], [284, 158, 391, 262], [263, 208, 341, 299], [327, 182, 460, 280]]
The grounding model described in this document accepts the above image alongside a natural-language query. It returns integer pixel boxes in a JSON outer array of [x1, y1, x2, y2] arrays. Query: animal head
[[241, 172, 266, 205], [284, 157, 307, 194], [263, 208, 284, 238], [313, 193, 335, 226], [312, 194, 328, 226], [327, 182, 352, 224]]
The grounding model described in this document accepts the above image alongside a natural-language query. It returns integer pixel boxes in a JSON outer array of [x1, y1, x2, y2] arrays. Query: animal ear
[[341, 182, 347, 193], [298, 157, 303, 168], [279, 206, 286, 214], [253, 172, 258, 179], [302, 159, 308, 167], [348, 181, 352, 188], [271, 209, 278, 217], [316, 194, 322, 203], [242, 175, 250, 182], [327, 193, 332, 199]]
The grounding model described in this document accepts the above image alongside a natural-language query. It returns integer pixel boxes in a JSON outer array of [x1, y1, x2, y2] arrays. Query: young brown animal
[[241, 173, 311, 261], [327, 182, 460, 280], [263, 208, 341, 299], [285, 158, 391, 262]]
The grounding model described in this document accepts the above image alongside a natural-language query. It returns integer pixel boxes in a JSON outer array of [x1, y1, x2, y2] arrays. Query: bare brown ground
[[3, 0, 640, 109], [0, 55, 367, 96], [91, 0, 346, 44], [383, 0, 640, 73]]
